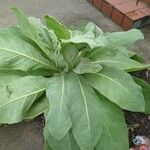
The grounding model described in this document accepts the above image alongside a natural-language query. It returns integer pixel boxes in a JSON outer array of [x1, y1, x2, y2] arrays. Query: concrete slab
[[0, 0, 149, 150]]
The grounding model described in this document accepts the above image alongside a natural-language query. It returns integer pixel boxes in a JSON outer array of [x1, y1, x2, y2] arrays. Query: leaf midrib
[[0, 48, 51, 69], [95, 73, 134, 99], [0, 88, 45, 109], [76, 75, 91, 134], [57, 74, 65, 127], [93, 59, 142, 66]]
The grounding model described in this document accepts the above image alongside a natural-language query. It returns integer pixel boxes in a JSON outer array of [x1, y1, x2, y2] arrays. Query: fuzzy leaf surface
[[95, 94, 129, 150], [73, 58, 102, 74], [46, 73, 72, 140], [44, 127, 80, 150], [45, 15, 71, 40], [106, 29, 144, 47], [0, 33, 56, 72], [93, 56, 150, 72], [0, 76, 47, 123], [134, 77, 150, 114], [66, 73, 103, 150], [62, 31, 108, 49], [12, 7, 58, 59], [84, 66, 145, 112], [24, 96, 48, 120]]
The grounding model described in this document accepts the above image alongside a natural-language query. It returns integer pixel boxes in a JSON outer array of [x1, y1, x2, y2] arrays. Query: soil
[[125, 69, 150, 147]]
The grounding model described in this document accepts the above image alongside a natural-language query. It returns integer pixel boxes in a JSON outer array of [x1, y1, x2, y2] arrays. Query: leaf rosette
[[0, 7, 150, 150]]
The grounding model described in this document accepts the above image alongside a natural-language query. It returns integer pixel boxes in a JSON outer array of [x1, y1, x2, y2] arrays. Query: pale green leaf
[[24, 96, 48, 120], [84, 66, 145, 112], [95, 94, 129, 150], [0, 26, 40, 49], [86, 46, 127, 60], [93, 56, 150, 72], [62, 31, 108, 49], [28, 17, 60, 52], [73, 58, 102, 74], [0, 33, 56, 72], [45, 15, 71, 40], [134, 77, 150, 114], [0, 73, 22, 88], [66, 73, 103, 150], [61, 44, 79, 70], [84, 22, 103, 37], [106, 29, 144, 47], [44, 127, 80, 150], [70, 21, 103, 38], [44, 141, 52, 150], [12, 7, 58, 59], [0, 76, 47, 123], [45, 73, 72, 140]]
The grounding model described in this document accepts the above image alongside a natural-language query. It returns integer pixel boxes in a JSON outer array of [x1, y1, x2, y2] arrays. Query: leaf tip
[[10, 6, 19, 12]]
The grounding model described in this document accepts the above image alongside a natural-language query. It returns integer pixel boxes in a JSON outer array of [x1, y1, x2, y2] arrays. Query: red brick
[[126, 10, 146, 21], [93, 0, 103, 9], [140, 7, 150, 16], [104, 0, 128, 6], [102, 1, 113, 17], [115, 1, 147, 14], [111, 8, 124, 25], [122, 16, 133, 30]]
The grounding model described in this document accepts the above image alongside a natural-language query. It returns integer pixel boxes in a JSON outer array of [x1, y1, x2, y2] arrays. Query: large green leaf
[[12, 7, 59, 59], [93, 56, 150, 72], [62, 31, 108, 49], [84, 66, 145, 112], [134, 77, 150, 114], [44, 127, 80, 150], [95, 94, 129, 150], [106, 29, 144, 47], [0, 32, 56, 72], [66, 73, 103, 150], [0, 76, 47, 123], [45, 15, 71, 40], [45, 73, 72, 140], [73, 58, 102, 74], [29, 17, 60, 53], [24, 96, 48, 120]]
